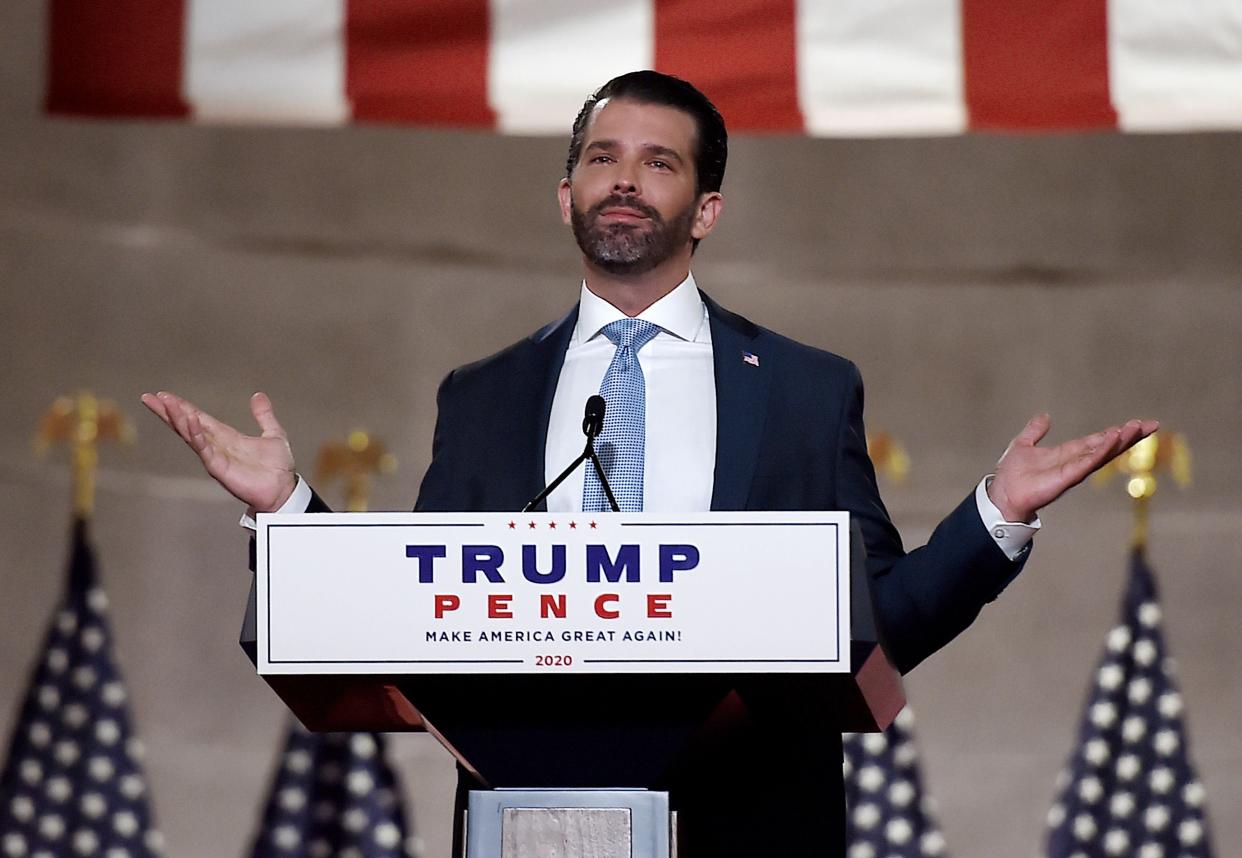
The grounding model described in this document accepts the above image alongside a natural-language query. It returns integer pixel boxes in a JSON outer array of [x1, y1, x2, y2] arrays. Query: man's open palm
[[988, 413, 1159, 523], [141, 391, 297, 512]]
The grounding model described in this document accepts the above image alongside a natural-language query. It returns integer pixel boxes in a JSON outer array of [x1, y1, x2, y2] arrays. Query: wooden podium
[[242, 511, 904, 856]]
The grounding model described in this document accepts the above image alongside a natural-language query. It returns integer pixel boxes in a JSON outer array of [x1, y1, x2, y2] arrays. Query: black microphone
[[582, 395, 605, 439], [521, 396, 620, 513]]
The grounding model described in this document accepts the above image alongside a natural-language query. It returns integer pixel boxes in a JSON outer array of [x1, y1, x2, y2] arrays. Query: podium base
[[465, 789, 673, 858]]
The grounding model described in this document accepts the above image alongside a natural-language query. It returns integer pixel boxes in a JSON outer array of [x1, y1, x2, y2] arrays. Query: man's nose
[[611, 164, 639, 195]]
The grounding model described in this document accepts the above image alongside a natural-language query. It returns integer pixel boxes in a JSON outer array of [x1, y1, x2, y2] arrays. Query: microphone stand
[[584, 442, 620, 513], [522, 404, 620, 513]]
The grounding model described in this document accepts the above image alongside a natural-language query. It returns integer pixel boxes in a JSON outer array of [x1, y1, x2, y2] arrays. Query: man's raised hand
[[140, 391, 298, 513], [987, 413, 1159, 524]]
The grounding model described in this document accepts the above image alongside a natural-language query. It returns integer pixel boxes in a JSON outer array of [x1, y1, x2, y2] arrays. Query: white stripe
[[1110, 0, 1242, 131], [489, 0, 653, 135], [184, 0, 348, 124], [796, 0, 965, 136]]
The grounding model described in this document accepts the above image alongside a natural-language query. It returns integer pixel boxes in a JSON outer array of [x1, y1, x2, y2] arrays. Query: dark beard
[[570, 193, 696, 275]]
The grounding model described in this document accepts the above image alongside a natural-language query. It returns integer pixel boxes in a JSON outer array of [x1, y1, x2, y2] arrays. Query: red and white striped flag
[[46, 0, 1242, 135]]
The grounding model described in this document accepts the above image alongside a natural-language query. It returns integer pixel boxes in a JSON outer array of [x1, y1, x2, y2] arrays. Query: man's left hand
[[987, 413, 1159, 523]]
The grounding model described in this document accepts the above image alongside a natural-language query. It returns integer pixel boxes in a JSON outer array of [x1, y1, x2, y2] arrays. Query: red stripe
[[654, 0, 802, 132], [963, 0, 1116, 130], [346, 0, 493, 126], [46, 0, 187, 117]]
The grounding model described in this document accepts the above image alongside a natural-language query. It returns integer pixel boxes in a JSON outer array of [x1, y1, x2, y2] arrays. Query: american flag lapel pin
[[742, 351, 760, 367]]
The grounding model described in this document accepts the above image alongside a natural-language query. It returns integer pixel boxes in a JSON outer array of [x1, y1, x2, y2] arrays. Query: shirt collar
[[575, 272, 706, 344]]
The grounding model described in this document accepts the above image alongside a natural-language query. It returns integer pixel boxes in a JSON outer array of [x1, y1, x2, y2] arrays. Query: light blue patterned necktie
[[583, 318, 662, 512]]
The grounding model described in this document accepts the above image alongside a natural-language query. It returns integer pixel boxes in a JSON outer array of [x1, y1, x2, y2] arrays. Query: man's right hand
[[141, 391, 298, 513]]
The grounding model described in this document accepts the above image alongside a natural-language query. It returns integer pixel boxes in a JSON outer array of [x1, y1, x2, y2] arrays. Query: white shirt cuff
[[975, 476, 1041, 561], [238, 476, 312, 531]]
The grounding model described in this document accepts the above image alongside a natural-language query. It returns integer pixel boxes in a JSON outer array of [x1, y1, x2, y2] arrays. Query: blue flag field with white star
[[0, 519, 163, 858], [248, 722, 419, 858], [843, 706, 950, 858], [1045, 548, 1213, 857]]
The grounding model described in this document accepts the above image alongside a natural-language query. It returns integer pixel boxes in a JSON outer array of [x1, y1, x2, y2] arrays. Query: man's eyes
[[586, 155, 673, 170]]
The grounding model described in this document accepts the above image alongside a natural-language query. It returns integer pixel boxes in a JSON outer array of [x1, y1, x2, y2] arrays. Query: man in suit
[[144, 71, 1155, 855]]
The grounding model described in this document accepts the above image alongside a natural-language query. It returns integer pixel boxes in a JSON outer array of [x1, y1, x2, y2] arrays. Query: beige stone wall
[[2, 2, 1239, 855]]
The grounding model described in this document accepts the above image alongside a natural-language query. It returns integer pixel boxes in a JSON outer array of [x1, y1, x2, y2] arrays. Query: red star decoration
[[589, 521, 598, 529], [548, 521, 557, 529], [507, 521, 516, 529], [568, 521, 577, 529], [528, 521, 537, 530]]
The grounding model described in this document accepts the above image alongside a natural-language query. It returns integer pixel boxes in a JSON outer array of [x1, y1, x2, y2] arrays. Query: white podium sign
[[256, 511, 849, 675]]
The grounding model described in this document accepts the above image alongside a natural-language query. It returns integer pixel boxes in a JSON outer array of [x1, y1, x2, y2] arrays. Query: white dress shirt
[[544, 275, 715, 513], [252, 274, 1039, 559]]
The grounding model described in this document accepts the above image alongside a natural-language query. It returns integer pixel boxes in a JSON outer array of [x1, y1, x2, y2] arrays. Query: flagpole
[[866, 430, 910, 484], [1090, 429, 1191, 550], [34, 392, 134, 519], [314, 428, 397, 512], [1047, 428, 1212, 857], [246, 429, 415, 858], [4, 392, 162, 857]]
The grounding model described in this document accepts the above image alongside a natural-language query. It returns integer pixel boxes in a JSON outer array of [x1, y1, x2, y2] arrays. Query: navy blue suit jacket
[[409, 292, 1025, 855], [415, 292, 1023, 673]]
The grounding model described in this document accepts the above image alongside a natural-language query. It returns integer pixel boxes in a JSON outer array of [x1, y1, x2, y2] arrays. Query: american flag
[[0, 519, 163, 857], [1045, 548, 1214, 857], [843, 707, 950, 858], [248, 722, 420, 858], [44, 0, 1242, 135]]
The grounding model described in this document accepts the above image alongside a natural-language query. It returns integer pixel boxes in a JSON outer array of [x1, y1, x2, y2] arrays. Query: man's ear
[[690, 192, 724, 241], [557, 178, 573, 225]]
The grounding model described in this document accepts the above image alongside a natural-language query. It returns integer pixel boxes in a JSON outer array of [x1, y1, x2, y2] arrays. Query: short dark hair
[[565, 70, 728, 196]]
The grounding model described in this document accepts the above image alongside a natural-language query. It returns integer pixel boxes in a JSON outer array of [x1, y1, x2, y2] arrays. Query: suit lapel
[[704, 294, 770, 511], [516, 304, 579, 510]]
